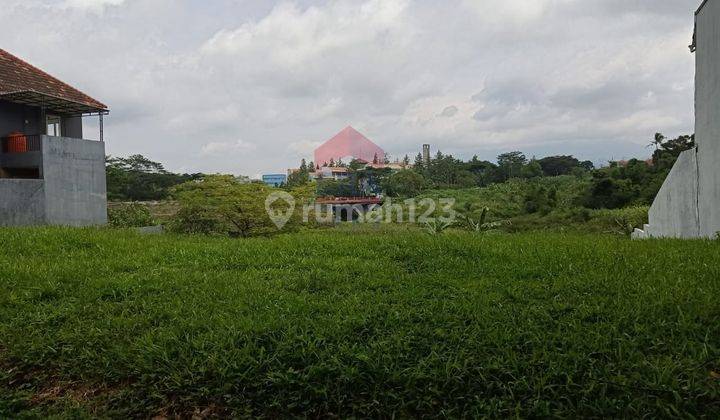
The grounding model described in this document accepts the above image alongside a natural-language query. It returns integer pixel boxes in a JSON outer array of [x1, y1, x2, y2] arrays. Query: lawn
[[0, 227, 719, 417]]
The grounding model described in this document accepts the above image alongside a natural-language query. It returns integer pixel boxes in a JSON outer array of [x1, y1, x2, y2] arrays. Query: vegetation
[[107, 202, 154, 228], [581, 134, 695, 209], [100, 132, 692, 237], [169, 175, 313, 237], [0, 227, 718, 417], [107, 133, 693, 226], [416, 176, 590, 222], [382, 169, 426, 197], [106, 155, 202, 201]]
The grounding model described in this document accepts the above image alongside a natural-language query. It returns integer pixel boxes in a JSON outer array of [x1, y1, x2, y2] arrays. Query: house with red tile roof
[[0, 48, 109, 226]]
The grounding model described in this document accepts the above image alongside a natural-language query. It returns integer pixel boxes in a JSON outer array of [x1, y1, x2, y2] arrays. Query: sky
[[0, 0, 699, 177]]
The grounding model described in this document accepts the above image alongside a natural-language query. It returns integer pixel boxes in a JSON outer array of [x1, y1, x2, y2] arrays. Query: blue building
[[262, 174, 287, 187]]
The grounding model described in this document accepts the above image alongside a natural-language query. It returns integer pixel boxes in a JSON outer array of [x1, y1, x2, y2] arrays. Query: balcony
[[0, 134, 108, 226], [0, 134, 43, 179], [1, 134, 42, 153]]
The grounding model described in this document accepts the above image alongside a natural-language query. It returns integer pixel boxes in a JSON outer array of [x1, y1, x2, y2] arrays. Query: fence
[[0, 134, 42, 154]]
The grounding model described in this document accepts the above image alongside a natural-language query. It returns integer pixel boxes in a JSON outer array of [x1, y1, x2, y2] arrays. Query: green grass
[[1, 227, 719, 417]]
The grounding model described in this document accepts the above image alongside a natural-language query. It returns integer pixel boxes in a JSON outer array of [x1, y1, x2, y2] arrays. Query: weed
[[423, 218, 454, 235]]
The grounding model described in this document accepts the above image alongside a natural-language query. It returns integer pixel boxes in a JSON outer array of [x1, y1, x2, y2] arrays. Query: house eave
[[0, 90, 109, 116]]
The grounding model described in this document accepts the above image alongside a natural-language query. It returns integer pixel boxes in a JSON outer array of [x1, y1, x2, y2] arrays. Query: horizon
[[1, 0, 698, 176]]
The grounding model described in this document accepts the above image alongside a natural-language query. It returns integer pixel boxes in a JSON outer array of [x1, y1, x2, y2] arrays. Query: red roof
[[0, 48, 107, 114]]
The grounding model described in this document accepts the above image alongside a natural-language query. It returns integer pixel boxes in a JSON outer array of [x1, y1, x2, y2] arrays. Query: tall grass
[[0, 227, 718, 417]]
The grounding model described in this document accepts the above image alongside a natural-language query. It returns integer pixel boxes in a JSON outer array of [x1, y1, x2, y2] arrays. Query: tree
[[402, 155, 410, 166], [580, 161, 595, 171], [537, 155, 583, 176], [172, 176, 280, 237], [373, 153, 379, 164], [521, 160, 543, 179], [106, 155, 202, 201], [652, 134, 695, 168], [317, 179, 357, 197], [581, 176, 638, 209], [414, 153, 424, 170], [648, 132, 666, 151], [497, 151, 527, 181], [382, 170, 426, 197], [466, 156, 500, 186]]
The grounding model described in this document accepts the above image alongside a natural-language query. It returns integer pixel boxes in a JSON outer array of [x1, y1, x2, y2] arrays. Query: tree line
[[107, 132, 695, 211]]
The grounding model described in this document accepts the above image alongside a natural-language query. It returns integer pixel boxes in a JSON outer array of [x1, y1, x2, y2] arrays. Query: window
[[46, 115, 62, 136]]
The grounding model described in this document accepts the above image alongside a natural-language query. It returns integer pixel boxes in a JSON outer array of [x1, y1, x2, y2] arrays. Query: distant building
[[0, 48, 109, 226], [262, 174, 287, 187], [422, 144, 431, 166], [314, 126, 385, 167], [313, 167, 350, 180], [365, 162, 408, 171]]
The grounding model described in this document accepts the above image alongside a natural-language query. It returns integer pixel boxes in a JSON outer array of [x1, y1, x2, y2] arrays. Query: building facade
[[262, 174, 287, 187], [637, 0, 720, 239], [0, 48, 109, 226]]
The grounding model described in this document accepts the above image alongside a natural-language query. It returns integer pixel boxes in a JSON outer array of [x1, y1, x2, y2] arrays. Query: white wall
[[647, 149, 699, 238], [695, 0, 720, 238], [643, 1, 719, 239]]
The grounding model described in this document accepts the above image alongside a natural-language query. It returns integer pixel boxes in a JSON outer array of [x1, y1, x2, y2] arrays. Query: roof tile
[[0, 48, 106, 111]]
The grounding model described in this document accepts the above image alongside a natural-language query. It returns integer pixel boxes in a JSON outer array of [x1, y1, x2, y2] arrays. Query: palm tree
[[648, 133, 665, 150]]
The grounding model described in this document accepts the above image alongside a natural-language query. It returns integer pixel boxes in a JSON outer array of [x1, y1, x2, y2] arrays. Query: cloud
[[201, 140, 257, 156], [202, 0, 411, 67], [62, 0, 127, 13], [0, 0, 698, 174], [439, 106, 459, 118], [288, 140, 323, 158]]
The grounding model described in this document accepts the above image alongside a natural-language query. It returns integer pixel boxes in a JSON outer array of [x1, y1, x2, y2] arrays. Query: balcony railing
[[1, 134, 42, 154]]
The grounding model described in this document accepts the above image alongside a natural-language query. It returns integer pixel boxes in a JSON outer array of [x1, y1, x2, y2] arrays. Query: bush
[[588, 206, 649, 234], [382, 170, 427, 197], [107, 203, 154, 228], [170, 175, 313, 237], [167, 205, 224, 235]]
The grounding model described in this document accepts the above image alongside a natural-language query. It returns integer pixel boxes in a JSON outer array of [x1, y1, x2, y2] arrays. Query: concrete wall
[[641, 1, 719, 239], [647, 149, 700, 238], [0, 179, 45, 226], [61, 116, 83, 139], [41, 136, 107, 226], [695, 0, 720, 238]]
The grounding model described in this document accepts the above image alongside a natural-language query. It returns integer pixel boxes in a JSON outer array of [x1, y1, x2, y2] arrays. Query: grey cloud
[[439, 105, 459, 118], [0, 0, 699, 175]]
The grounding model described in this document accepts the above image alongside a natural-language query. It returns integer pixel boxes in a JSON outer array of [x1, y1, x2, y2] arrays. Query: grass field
[[1, 227, 719, 417]]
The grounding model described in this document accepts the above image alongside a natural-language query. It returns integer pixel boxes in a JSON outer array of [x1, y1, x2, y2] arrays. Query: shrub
[[589, 206, 649, 234], [167, 205, 224, 235], [170, 175, 313, 237], [107, 203, 154, 228], [423, 218, 453, 235], [383, 170, 427, 197]]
